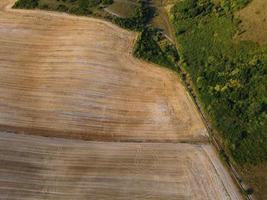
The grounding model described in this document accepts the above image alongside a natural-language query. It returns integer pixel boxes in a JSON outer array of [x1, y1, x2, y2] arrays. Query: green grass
[[112, 1, 154, 31], [106, 0, 138, 18], [242, 163, 267, 199]]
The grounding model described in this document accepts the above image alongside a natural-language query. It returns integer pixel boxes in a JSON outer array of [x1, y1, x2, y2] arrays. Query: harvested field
[[0, 132, 243, 200], [236, 0, 267, 45], [0, 0, 207, 142]]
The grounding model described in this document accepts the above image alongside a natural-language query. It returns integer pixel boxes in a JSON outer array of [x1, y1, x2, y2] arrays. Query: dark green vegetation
[[13, 0, 113, 15], [112, 1, 179, 70], [171, 0, 266, 197], [134, 27, 179, 70], [113, 1, 153, 30], [13, 0, 39, 9]]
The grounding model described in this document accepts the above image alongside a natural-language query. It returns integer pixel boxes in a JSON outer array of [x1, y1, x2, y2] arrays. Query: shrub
[[13, 0, 39, 9], [134, 27, 179, 70]]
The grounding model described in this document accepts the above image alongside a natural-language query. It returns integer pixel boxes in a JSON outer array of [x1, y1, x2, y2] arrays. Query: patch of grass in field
[[105, 0, 138, 18], [151, 0, 176, 7], [110, 0, 179, 68], [171, 0, 267, 197], [149, 4, 174, 40]]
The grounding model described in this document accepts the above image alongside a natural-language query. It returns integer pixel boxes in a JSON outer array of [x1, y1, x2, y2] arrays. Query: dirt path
[[0, 0, 243, 199]]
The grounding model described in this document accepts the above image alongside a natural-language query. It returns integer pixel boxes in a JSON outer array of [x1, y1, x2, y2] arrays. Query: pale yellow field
[[0, 0, 243, 199]]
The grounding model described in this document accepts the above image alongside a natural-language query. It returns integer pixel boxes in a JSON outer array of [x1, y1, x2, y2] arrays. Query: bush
[[134, 27, 179, 70], [113, 1, 154, 31], [57, 4, 69, 12], [101, 0, 113, 5], [13, 0, 39, 9]]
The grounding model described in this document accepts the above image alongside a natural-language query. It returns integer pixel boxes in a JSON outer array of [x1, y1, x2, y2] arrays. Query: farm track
[[0, 0, 243, 199]]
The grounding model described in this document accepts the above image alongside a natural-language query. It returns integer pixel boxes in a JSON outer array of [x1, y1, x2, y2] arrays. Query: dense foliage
[[14, 0, 113, 15], [114, 1, 179, 70], [171, 0, 267, 165], [68, 0, 113, 15], [219, 0, 251, 11], [113, 1, 153, 31], [13, 0, 39, 9], [134, 27, 179, 70]]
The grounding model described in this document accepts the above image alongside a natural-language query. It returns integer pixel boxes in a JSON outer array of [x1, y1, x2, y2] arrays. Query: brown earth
[[0, 0, 244, 199]]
